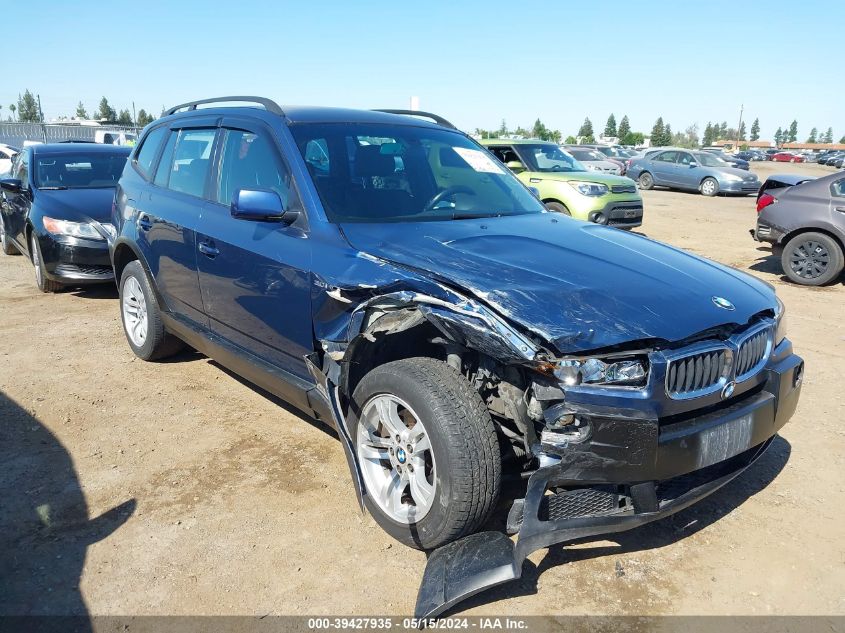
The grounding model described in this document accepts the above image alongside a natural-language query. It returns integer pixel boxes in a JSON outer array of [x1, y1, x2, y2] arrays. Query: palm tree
[[9, 104, 16, 121]]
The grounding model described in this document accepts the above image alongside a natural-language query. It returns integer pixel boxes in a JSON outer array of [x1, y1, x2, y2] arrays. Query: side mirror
[[505, 160, 526, 173], [230, 189, 299, 224], [688, 162, 698, 168], [0, 178, 22, 193]]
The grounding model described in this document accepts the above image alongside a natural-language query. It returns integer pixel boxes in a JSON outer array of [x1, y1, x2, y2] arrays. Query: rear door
[[5, 149, 32, 252], [196, 118, 313, 381], [133, 121, 218, 326]]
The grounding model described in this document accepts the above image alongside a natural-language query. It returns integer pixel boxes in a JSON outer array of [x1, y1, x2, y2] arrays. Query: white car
[[0, 144, 19, 176], [562, 146, 623, 175]]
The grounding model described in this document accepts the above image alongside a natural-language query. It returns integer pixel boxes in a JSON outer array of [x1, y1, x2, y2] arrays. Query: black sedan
[[0, 143, 130, 292]]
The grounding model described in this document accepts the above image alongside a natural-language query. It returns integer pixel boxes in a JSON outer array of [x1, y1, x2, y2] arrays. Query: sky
[[3, 0, 843, 142]]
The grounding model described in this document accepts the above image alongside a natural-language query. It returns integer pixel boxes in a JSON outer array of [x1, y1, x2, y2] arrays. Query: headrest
[[356, 146, 396, 177]]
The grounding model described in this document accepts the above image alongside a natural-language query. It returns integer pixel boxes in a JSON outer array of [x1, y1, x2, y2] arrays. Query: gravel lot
[[1, 161, 843, 619]]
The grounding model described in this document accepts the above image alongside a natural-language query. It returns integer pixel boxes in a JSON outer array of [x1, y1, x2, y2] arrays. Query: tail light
[[757, 193, 776, 213]]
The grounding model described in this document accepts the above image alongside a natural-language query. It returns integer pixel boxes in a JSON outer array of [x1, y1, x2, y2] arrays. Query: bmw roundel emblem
[[721, 381, 736, 400], [396, 448, 407, 464], [712, 296, 735, 311]]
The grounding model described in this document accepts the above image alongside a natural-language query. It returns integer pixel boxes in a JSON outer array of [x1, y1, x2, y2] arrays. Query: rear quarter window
[[831, 179, 845, 198], [134, 126, 168, 179]]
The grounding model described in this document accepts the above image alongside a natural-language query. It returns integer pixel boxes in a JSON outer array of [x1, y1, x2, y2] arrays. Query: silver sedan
[[627, 149, 760, 196]]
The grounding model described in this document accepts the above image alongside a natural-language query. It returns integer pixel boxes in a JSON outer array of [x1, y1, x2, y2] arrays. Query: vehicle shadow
[[67, 284, 118, 300], [749, 247, 845, 287], [0, 390, 136, 630], [457, 435, 791, 613]]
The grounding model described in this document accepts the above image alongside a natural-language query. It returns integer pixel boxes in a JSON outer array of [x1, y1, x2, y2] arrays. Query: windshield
[[34, 151, 129, 188], [694, 152, 728, 167], [513, 144, 587, 173], [566, 148, 605, 162], [290, 123, 545, 223]]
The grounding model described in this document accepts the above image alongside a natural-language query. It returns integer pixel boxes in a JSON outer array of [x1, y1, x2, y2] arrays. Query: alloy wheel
[[356, 394, 437, 524], [122, 276, 149, 347], [31, 237, 42, 286], [789, 240, 830, 280]]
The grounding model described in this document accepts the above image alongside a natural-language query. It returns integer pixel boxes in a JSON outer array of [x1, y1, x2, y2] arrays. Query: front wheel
[[31, 234, 63, 293], [638, 172, 654, 190], [781, 232, 844, 286], [349, 358, 501, 550], [700, 177, 719, 197]]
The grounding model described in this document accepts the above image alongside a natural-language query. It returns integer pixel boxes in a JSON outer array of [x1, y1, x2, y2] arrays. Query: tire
[[700, 177, 719, 197], [638, 172, 654, 190], [544, 201, 571, 216], [349, 358, 501, 550], [781, 232, 844, 286], [119, 260, 184, 360], [790, 158, 796, 163], [1, 220, 19, 255], [31, 234, 63, 293]]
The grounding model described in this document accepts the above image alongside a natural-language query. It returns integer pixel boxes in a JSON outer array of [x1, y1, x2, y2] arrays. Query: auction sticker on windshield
[[453, 147, 505, 174]]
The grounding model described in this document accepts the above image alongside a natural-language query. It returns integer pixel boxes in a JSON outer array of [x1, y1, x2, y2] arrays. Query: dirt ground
[[1, 161, 843, 620]]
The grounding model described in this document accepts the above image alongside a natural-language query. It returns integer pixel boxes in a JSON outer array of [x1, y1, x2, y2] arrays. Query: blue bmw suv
[[111, 97, 803, 616]]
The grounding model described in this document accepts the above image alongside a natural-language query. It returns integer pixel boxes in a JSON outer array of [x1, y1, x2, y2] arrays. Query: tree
[[17, 90, 40, 122], [774, 127, 783, 147], [549, 129, 562, 144], [650, 117, 666, 147], [823, 127, 834, 144], [137, 109, 154, 126], [577, 117, 594, 142], [787, 120, 798, 143], [116, 109, 133, 126], [750, 118, 760, 141], [497, 119, 508, 137], [738, 121, 747, 141], [9, 104, 16, 121], [564, 135, 577, 144], [617, 115, 630, 141], [604, 113, 617, 138], [98, 97, 117, 122], [717, 121, 728, 140], [531, 118, 548, 140], [702, 122, 714, 146], [513, 125, 530, 138], [75, 101, 88, 119], [840, 135, 845, 144], [806, 127, 817, 143]]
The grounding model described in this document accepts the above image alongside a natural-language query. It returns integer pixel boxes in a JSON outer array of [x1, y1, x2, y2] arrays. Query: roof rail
[[373, 109, 457, 130], [164, 96, 284, 117]]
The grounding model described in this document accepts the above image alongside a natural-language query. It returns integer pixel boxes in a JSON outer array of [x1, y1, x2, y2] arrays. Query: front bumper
[[586, 199, 643, 228], [720, 179, 760, 194], [36, 233, 114, 284], [415, 344, 803, 618]]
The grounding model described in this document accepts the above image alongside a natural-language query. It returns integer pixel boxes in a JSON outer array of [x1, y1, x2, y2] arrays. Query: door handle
[[138, 215, 152, 231], [836, 206, 845, 213], [198, 241, 219, 258]]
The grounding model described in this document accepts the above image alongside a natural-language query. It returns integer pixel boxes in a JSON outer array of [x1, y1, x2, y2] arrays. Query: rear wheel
[[638, 172, 654, 190], [31, 234, 63, 293], [1, 220, 19, 255], [544, 201, 571, 216], [349, 358, 501, 550], [781, 232, 844, 286], [700, 177, 719, 197], [119, 260, 184, 360]]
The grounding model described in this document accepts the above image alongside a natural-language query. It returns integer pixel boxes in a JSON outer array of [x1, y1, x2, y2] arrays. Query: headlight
[[567, 181, 609, 197], [42, 216, 105, 241], [723, 173, 744, 182], [99, 222, 117, 241], [775, 296, 787, 344], [554, 356, 648, 387]]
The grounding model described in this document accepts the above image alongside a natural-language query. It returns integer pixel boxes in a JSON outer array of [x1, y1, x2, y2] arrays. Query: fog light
[[588, 211, 608, 224]]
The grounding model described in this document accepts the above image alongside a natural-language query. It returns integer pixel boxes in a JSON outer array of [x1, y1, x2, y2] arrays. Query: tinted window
[[17, 151, 29, 187], [158, 129, 216, 197], [34, 150, 130, 188], [655, 151, 679, 163], [290, 124, 545, 223], [216, 129, 294, 208], [831, 179, 845, 198], [304, 138, 330, 175], [154, 131, 178, 187], [677, 152, 695, 165], [135, 126, 168, 178]]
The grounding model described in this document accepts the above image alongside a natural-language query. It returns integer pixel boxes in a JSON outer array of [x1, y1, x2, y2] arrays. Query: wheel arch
[[780, 226, 845, 255]]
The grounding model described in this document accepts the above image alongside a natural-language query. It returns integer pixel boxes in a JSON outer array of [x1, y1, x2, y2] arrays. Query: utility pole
[[37, 94, 47, 143], [132, 101, 137, 128], [735, 103, 744, 150]]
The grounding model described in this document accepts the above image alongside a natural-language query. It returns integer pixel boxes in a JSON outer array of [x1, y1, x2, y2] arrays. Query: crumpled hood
[[340, 214, 776, 353], [35, 188, 116, 223]]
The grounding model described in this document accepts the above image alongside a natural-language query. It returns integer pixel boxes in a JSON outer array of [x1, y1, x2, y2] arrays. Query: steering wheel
[[423, 185, 476, 212]]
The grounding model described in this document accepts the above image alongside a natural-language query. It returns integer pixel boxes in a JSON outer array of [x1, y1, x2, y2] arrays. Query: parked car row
[[626, 148, 760, 196], [0, 97, 805, 618]]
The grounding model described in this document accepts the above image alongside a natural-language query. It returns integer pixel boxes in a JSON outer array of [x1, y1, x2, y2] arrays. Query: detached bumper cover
[[415, 348, 802, 618]]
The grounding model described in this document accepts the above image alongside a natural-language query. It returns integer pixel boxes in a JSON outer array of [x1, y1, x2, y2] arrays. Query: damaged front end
[[303, 252, 803, 620]]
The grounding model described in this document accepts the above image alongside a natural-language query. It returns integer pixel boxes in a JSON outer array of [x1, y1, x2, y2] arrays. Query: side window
[[215, 129, 294, 209], [153, 131, 178, 187], [134, 126, 168, 179], [17, 151, 30, 188], [831, 179, 845, 198], [678, 152, 694, 165], [158, 129, 216, 197], [304, 138, 330, 175], [655, 151, 679, 163]]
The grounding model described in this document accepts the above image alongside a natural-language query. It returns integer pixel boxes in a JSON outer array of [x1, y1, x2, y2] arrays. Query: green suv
[[480, 139, 643, 228]]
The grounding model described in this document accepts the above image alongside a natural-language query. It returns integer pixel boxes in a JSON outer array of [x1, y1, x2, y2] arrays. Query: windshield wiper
[[449, 212, 505, 220], [38, 186, 68, 190]]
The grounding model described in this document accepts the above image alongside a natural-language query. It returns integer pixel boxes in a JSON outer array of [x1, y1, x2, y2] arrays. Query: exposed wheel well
[[112, 243, 139, 284]]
